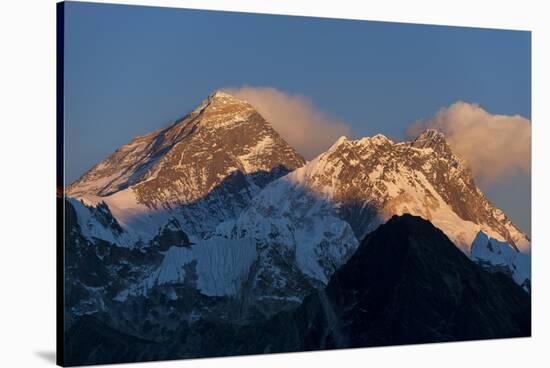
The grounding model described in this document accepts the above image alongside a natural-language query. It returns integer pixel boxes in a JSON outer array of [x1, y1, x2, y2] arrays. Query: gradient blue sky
[[63, 2, 531, 233]]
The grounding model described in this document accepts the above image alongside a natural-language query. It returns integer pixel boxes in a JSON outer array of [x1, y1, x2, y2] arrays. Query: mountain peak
[[191, 90, 252, 115], [410, 128, 451, 153], [68, 89, 306, 225], [327, 134, 393, 155], [178, 90, 259, 132], [357, 134, 393, 147], [330, 135, 349, 148], [208, 90, 239, 101], [412, 128, 446, 144], [211, 90, 232, 97]]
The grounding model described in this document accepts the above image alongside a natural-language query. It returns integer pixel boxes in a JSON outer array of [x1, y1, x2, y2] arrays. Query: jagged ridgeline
[[63, 91, 531, 366]]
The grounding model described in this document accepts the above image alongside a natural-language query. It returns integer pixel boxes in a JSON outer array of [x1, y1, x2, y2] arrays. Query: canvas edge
[[56, 1, 66, 366]]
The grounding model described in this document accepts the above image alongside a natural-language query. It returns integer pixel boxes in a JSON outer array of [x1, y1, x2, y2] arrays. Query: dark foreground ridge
[[65, 215, 530, 366], [255, 214, 530, 352]]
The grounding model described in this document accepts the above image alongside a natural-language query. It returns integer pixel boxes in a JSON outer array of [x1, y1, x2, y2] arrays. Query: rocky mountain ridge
[[67, 91, 306, 240]]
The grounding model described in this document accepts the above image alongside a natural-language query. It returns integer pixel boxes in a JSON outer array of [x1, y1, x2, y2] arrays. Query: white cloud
[[223, 86, 350, 159], [407, 101, 531, 185]]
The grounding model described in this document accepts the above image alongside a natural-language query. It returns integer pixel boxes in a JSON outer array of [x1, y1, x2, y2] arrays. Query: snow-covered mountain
[[219, 129, 530, 292], [65, 91, 313, 325], [67, 91, 306, 242], [251, 130, 527, 249], [471, 231, 531, 291]]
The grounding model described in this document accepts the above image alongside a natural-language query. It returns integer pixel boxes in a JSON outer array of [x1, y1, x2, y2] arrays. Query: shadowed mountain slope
[[64, 215, 530, 365]]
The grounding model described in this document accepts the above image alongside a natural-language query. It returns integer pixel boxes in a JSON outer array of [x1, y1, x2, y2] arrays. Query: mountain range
[[62, 91, 531, 366]]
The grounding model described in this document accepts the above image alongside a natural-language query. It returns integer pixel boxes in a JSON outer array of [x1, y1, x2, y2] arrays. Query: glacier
[[470, 231, 531, 291]]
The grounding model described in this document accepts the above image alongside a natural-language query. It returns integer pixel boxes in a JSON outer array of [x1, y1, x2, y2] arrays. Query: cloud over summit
[[407, 101, 531, 185], [223, 86, 350, 160]]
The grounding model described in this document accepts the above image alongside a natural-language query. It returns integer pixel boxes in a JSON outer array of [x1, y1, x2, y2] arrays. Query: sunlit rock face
[[244, 128, 529, 253], [66, 91, 306, 240]]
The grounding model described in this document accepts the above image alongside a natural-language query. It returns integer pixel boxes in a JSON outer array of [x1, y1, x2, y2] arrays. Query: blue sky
[[63, 2, 531, 233]]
